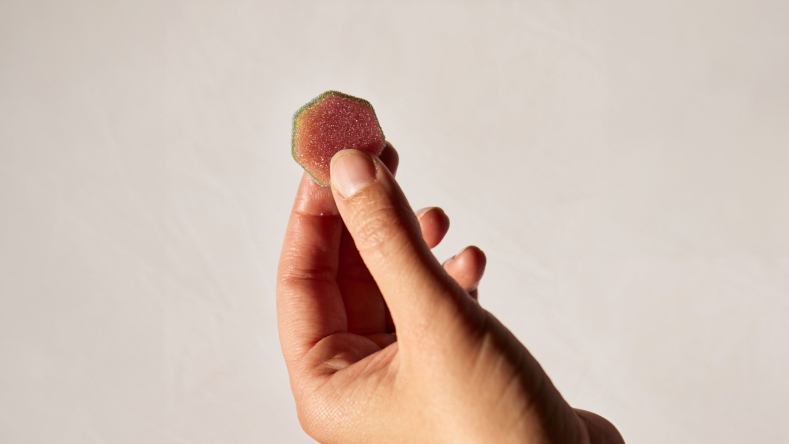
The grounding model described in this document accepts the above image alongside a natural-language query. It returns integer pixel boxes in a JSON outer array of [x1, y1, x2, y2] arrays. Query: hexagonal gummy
[[292, 91, 385, 186]]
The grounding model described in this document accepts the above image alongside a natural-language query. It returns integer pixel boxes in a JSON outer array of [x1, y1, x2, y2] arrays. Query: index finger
[[277, 172, 346, 364]]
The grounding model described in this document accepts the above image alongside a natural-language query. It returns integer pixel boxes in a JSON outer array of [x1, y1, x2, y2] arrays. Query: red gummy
[[292, 91, 385, 186]]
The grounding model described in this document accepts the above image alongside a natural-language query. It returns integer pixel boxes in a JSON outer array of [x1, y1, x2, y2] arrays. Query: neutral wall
[[1, 1, 787, 442]]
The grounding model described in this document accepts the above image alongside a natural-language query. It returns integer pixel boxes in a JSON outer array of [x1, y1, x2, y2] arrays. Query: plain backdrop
[[1, 1, 788, 443]]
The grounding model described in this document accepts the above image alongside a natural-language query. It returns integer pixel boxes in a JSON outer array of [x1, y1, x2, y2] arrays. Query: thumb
[[330, 149, 471, 338]]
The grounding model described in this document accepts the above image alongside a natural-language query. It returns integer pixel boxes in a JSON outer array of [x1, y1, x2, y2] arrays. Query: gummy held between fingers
[[291, 91, 386, 187]]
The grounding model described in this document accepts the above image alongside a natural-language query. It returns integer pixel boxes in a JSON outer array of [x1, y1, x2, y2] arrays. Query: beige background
[[1, 1, 788, 442]]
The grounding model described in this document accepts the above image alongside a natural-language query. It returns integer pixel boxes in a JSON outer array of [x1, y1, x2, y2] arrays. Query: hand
[[277, 144, 624, 443]]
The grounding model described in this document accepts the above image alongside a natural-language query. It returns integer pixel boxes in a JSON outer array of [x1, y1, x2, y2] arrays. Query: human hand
[[277, 144, 624, 443]]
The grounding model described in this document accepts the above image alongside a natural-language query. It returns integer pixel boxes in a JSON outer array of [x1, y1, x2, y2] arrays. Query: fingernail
[[442, 246, 468, 267], [455, 246, 471, 257], [415, 207, 437, 220], [331, 150, 376, 198]]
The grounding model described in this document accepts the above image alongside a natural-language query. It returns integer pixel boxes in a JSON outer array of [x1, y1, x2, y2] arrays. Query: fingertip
[[444, 245, 486, 293], [447, 245, 486, 272], [416, 206, 446, 222], [293, 172, 339, 216], [330, 150, 377, 199], [416, 207, 450, 249]]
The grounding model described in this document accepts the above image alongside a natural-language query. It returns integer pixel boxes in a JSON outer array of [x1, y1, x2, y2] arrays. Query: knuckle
[[350, 203, 413, 256], [354, 206, 404, 250]]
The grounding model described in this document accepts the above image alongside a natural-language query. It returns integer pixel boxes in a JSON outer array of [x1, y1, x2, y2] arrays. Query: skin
[[277, 143, 625, 443]]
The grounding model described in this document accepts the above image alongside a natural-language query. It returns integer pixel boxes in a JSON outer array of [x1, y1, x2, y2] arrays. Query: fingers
[[277, 172, 346, 364], [329, 150, 472, 339], [443, 246, 486, 299], [416, 207, 450, 249], [416, 209, 488, 299]]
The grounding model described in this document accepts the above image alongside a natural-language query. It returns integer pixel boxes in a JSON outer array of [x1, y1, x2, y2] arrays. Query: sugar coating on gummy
[[292, 91, 386, 187]]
